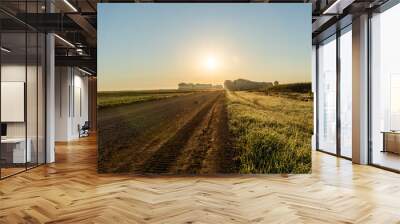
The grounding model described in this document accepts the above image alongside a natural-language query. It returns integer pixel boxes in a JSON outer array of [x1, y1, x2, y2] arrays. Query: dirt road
[[98, 91, 237, 174]]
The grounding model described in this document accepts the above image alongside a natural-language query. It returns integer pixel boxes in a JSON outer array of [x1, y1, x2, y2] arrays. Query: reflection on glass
[[0, 1, 47, 179], [371, 3, 400, 171], [1, 32, 27, 177], [340, 28, 352, 158], [27, 32, 38, 169], [318, 36, 337, 154], [390, 75, 400, 130]]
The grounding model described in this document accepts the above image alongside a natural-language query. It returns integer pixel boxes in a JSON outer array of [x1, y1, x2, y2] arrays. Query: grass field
[[98, 90, 193, 108], [98, 87, 313, 174], [226, 91, 313, 173]]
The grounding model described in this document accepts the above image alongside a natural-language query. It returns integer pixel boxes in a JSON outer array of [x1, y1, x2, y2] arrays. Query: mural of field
[[226, 89, 312, 174], [98, 82, 313, 174], [98, 4, 311, 174], [98, 90, 194, 109]]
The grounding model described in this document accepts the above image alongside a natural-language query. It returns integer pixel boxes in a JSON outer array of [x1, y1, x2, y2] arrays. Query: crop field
[[98, 90, 194, 108], [226, 91, 313, 173]]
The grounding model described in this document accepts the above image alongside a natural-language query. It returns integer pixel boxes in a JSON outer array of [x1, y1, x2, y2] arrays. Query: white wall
[[55, 67, 89, 141], [55, 67, 70, 141], [71, 73, 89, 138]]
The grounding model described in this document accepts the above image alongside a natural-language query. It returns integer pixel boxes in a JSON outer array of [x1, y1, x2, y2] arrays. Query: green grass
[[97, 90, 193, 108], [226, 91, 313, 174]]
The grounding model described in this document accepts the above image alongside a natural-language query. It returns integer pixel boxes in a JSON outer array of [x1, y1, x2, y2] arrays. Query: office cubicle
[[0, 1, 46, 179]]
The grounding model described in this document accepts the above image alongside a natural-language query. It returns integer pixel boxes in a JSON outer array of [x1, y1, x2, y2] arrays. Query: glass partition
[[1, 31, 28, 177], [0, 2, 46, 179], [317, 35, 337, 154]]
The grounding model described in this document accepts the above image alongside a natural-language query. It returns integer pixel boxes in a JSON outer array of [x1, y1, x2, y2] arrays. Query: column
[[352, 14, 369, 164]]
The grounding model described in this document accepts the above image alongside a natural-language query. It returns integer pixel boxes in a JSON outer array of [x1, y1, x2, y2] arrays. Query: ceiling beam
[[323, 0, 356, 14], [67, 13, 97, 46], [55, 55, 96, 70]]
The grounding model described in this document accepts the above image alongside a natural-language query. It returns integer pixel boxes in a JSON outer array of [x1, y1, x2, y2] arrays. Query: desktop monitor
[[1, 123, 7, 137]]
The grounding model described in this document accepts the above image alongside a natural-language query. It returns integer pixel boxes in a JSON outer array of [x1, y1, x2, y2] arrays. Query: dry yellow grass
[[226, 91, 313, 173]]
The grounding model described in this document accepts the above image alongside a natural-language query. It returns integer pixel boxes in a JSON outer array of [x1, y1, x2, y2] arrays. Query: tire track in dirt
[[171, 93, 238, 174], [139, 94, 222, 174], [171, 95, 220, 174], [98, 92, 219, 173], [99, 91, 238, 174], [204, 93, 238, 173]]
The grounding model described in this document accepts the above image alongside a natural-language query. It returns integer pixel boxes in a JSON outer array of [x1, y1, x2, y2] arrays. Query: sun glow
[[203, 55, 219, 71]]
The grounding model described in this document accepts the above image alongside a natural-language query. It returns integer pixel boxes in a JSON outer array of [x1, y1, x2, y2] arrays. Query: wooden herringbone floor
[[1, 135, 400, 224]]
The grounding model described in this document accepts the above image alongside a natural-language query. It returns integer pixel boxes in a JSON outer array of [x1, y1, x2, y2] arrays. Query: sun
[[204, 55, 219, 71]]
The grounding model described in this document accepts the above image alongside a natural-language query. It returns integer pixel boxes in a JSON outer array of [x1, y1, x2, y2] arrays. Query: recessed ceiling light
[[54, 34, 75, 48], [1, 47, 11, 53], [63, 0, 78, 12], [78, 67, 93, 76]]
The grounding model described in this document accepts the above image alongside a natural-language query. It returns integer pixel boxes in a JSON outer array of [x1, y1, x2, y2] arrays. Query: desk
[[382, 131, 400, 154], [1, 138, 31, 163]]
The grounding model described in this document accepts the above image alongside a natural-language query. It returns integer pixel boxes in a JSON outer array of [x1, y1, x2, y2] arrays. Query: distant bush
[[266, 82, 312, 94], [224, 79, 273, 91], [178, 83, 223, 90]]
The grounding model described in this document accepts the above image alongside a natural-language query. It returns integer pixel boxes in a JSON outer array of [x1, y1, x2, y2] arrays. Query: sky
[[98, 4, 311, 91]]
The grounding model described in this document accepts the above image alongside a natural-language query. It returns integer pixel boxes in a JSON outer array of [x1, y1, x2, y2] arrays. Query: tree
[[224, 80, 235, 90]]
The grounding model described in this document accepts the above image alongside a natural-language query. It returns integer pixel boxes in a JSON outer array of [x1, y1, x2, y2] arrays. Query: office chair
[[79, 121, 90, 138]]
